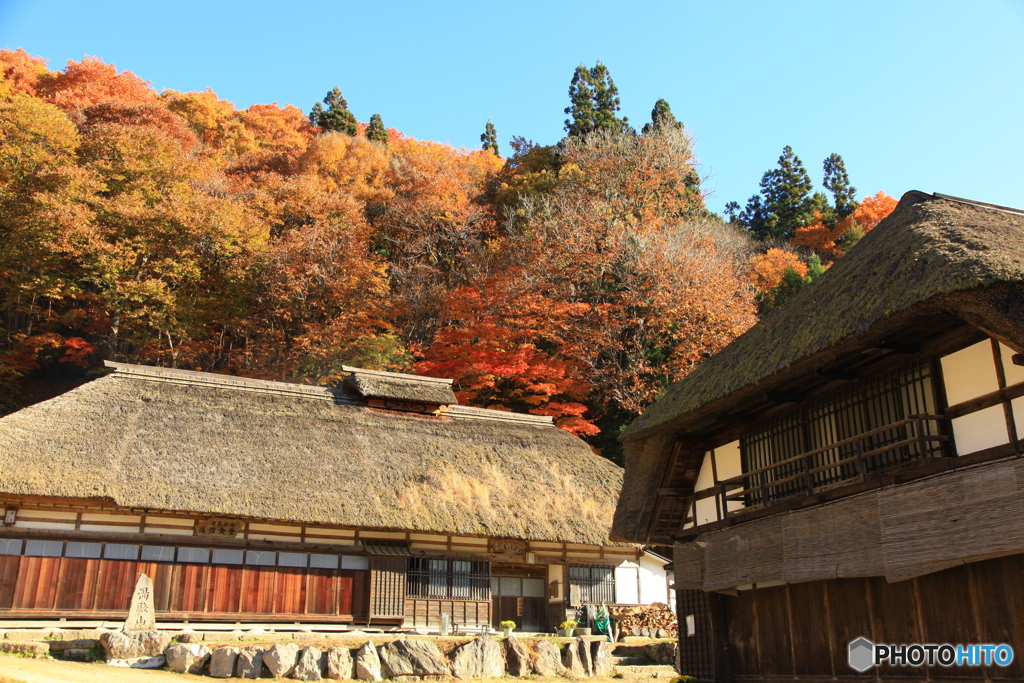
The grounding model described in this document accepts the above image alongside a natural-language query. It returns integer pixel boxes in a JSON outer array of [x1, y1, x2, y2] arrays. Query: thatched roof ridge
[[623, 192, 1024, 442], [342, 366, 459, 406], [0, 366, 621, 544]]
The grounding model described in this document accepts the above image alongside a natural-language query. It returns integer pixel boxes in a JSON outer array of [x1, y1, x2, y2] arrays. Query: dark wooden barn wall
[[695, 554, 1024, 682], [0, 555, 369, 622], [404, 597, 491, 630]]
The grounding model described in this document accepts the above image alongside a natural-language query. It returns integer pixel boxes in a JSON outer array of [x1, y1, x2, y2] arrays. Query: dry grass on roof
[[625, 193, 1024, 440], [0, 374, 623, 545], [346, 373, 458, 405]]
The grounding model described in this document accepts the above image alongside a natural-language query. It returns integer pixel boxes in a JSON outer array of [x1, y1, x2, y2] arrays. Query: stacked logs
[[609, 602, 678, 640]]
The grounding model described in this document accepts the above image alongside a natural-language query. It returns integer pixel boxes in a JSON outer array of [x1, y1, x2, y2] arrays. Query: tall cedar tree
[[309, 87, 357, 135], [642, 98, 682, 134], [564, 61, 630, 138], [729, 146, 814, 240], [481, 119, 499, 155], [366, 113, 388, 144], [823, 153, 858, 222]]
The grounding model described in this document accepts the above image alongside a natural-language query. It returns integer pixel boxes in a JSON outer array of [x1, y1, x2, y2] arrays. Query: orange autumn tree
[[41, 56, 157, 112], [0, 48, 51, 100], [416, 281, 598, 437], [792, 191, 897, 257]]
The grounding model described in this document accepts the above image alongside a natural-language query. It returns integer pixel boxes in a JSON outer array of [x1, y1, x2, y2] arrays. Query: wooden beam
[[816, 368, 859, 381], [874, 340, 921, 354], [768, 391, 806, 404], [657, 487, 694, 498]]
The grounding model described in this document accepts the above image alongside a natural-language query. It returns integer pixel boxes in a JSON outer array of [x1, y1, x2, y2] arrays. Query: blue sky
[[3, 0, 1022, 214]]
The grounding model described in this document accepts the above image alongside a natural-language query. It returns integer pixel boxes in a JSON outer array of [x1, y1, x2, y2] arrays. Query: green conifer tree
[[642, 98, 683, 134], [366, 113, 388, 144], [481, 119, 499, 155], [823, 153, 858, 220], [309, 87, 358, 136], [737, 146, 815, 240], [564, 61, 630, 138]]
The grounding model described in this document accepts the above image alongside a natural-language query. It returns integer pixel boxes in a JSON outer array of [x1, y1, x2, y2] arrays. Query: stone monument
[[124, 573, 156, 631], [100, 573, 170, 668]]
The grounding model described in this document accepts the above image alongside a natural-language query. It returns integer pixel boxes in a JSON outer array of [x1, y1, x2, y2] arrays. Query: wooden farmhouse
[[612, 192, 1024, 681], [0, 362, 673, 631]]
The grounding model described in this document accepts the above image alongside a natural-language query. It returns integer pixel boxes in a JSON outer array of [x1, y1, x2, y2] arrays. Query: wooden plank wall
[[0, 555, 368, 621], [716, 554, 1024, 681], [404, 598, 490, 630], [369, 556, 407, 620]]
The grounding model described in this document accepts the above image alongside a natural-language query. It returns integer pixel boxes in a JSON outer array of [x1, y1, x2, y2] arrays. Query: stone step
[[614, 666, 679, 680], [610, 655, 655, 666]]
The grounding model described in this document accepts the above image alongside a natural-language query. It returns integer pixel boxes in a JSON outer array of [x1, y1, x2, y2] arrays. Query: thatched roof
[[342, 366, 459, 406], [0, 363, 622, 545], [624, 192, 1024, 441], [613, 192, 1024, 543]]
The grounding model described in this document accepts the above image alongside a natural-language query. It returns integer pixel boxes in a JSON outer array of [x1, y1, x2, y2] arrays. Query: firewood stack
[[609, 602, 678, 639]]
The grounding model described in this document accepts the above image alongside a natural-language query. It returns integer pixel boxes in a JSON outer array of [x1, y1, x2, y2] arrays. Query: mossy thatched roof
[[342, 366, 459, 406], [623, 192, 1024, 442], [0, 364, 621, 545]]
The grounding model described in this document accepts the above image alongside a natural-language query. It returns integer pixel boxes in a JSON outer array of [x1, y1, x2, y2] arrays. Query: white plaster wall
[[1001, 343, 1024, 386], [615, 562, 640, 604], [693, 451, 717, 525], [941, 340, 999, 406], [715, 440, 745, 513], [638, 553, 672, 606], [951, 404, 1009, 455]]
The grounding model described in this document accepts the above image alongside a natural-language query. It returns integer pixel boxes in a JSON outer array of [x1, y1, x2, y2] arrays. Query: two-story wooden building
[[613, 192, 1024, 681], [0, 362, 669, 632]]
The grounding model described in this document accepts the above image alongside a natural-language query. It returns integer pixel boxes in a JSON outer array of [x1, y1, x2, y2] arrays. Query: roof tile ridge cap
[[103, 360, 341, 397], [341, 365, 454, 385]]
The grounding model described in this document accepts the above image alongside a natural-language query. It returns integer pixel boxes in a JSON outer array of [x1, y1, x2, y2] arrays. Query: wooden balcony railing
[[681, 414, 950, 529]]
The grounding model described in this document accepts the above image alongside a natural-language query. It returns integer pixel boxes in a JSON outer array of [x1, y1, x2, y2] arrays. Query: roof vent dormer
[[342, 366, 458, 416]]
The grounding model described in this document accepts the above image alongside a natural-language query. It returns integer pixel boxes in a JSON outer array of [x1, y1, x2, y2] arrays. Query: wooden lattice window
[[743, 359, 945, 504], [407, 557, 490, 600], [568, 564, 615, 604]]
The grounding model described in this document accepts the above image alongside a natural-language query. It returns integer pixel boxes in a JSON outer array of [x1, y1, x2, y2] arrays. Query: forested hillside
[[0, 50, 895, 461]]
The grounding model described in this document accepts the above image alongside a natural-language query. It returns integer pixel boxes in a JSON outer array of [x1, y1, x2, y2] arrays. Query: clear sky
[[3, 0, 1022, 214]]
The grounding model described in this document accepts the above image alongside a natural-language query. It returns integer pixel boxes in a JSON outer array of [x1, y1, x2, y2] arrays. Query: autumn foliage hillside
[[0, 50, 893, 461]]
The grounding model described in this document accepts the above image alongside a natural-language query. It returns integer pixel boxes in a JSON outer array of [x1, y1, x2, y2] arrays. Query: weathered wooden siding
[[0, 554, 368, 621], [686, 456, 1024, 591], [701, 554, 1024, 682], [404, 598, 490, 630]]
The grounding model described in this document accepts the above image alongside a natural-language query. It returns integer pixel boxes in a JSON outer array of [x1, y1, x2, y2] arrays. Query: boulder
[[165, 643, 211, 674], [175, 630, 203, 643], [209, 646, 240, 678], [327, 646, 355, 679], [44, 629, 103, 641], [265, 642, 302, 678], [449, 636, 504, 679], [563, 637, 593, 677], [0, 640, 48, 657], [504, 636, 533, 677], [591, 640, 615, 677], [378, 639, 450, 677], [533, 640, 567, 678], [235, 647, 266, 678], [100, 630, 170, 659], [355, 641, 383, 681], [293, 646, 325, 680]]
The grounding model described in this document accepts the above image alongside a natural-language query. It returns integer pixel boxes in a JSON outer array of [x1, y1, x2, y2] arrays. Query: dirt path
[[0, 656, 208, 683], [0, 655, 645, 683]]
